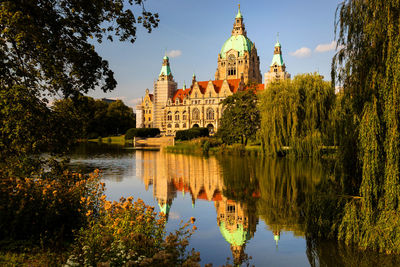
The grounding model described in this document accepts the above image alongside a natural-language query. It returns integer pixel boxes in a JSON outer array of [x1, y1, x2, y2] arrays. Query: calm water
[[68, 143, 400, 267]]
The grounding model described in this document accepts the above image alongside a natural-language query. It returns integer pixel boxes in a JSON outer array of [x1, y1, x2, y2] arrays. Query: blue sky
[[89, 0, 343, 107]]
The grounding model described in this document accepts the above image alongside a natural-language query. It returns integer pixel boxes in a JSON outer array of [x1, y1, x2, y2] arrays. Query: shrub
[[0, 170, 103, 245], [175, 128, 209, 141], [202, 141, 210, 154], [125, 128, 160, 139], [66, 197, 200, 266]]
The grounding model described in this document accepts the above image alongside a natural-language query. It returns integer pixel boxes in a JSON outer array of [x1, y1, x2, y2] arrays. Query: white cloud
[[166, 50, 182, 58], [315, 41, 337, 53], [289, 47, 312, 58], [127, 97, 142, 107]]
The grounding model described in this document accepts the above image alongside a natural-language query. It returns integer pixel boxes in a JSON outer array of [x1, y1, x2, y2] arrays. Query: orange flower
[[192, 225, 197, 230], [104, 201, 112, 210], [190, 217, 196, 224], [86, 210, 93, 216]]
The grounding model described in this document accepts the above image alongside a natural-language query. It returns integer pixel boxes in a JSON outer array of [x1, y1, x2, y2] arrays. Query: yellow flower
[[86, 210, 93, 216], [104, 201, 112, 210]]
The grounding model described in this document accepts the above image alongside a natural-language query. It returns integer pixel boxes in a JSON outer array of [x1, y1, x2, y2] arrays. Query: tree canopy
[[259, 73, 335, 157], [1, 0, 159, 96], [218, 89, 260, 145], [52, 96, 136, 139]]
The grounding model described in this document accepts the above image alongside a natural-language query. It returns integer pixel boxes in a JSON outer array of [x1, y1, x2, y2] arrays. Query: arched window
[[206, 108, 214, 120], [167, 111, 172, 121], [175, 123, 179, 128], [174, 111, 179, 121], [183, 123, 187, 128], [167, 124, 172, 128], [182, 111, 187, 120], [192, 108, 200, 121], [227, 55, 236, 76]]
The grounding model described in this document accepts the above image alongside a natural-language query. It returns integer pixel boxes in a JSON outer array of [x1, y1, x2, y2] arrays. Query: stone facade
[[136, 5, 291, 135], [136, 88, 154, 128]]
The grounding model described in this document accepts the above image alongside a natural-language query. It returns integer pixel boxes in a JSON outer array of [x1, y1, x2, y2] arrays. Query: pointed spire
[[183, 81, 186, 90], [275, 32, 281, 47], [236, 4, 243, 18], [232, 4, 246, 36]]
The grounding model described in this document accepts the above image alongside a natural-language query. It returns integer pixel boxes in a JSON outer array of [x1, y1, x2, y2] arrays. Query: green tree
[[0, 0, 158, 173], [259, 73, 335, 157], [53, 96, 136, 138], [218, 89, 260, 145], [332, 0, 400, 253], [105, 100, 136, 135]]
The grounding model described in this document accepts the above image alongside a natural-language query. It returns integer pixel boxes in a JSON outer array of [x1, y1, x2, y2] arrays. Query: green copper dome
[[158, 203, 171, 215], [220, 35, 253, 59], [219, 222, 250, 246]]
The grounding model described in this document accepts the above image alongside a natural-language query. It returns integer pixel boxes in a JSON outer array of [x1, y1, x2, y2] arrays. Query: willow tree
[[333, 0, 400, 253], [259, 73, 335, 157]]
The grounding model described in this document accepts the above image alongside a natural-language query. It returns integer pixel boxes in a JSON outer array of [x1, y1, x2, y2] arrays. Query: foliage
[[0, 170, 103, 246], [53, 95, 136, 138], [0, 85, 80, 176], [259, 73, 335, 157], [0, 0, 157, 174], [331, 0, 400, 253], [66, 197, 200, 266], [0, 0, 159, 96], [175, 128, 209, 141], [125, 128, 160, 139], [218, 89, 260, 145]]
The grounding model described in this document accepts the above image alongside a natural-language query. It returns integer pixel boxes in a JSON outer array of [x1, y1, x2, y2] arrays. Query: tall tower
[[215, 5, 262, 84], [153, 55, 177, 131], [264, 37, 291, 86]]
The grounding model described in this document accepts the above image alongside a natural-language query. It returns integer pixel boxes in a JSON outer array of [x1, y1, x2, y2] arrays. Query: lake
[[68, 143, 400, 266]]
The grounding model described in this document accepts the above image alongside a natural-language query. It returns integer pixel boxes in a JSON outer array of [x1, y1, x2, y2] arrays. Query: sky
[[89, 0, 343, 107]]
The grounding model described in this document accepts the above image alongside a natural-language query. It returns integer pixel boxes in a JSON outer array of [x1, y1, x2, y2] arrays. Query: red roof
[[171, 79, 264, 102], [196, 79, 242, 94], [172, 88, 191, 102]]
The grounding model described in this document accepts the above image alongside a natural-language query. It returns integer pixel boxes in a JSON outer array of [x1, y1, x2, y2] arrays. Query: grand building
[[136, 5, 290, 135]]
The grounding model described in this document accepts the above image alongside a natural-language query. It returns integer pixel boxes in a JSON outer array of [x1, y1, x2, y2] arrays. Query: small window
[[175, 123, 179, 128]]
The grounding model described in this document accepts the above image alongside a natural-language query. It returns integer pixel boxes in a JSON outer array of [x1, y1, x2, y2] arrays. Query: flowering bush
[[0, 170, 103, 245], [66, 197, 200, 266]]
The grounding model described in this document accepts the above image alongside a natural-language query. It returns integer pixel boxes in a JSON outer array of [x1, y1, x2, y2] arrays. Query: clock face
[[228, 54, 236, 63]]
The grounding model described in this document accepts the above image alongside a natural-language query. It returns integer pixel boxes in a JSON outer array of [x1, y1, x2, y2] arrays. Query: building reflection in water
[[135, 151, 259, 264]]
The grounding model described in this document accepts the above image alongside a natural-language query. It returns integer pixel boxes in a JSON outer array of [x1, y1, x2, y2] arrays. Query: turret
[[265, 35, 291, 86], [153, 54, 177, 132]]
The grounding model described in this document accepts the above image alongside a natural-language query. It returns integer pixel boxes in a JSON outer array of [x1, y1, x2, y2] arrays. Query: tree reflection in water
[[132, 150, 400, 266]]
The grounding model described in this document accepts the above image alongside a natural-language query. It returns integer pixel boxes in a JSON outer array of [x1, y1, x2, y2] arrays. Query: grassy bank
[[165, 138, 262, 156], [87, 135, 129, 146]]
